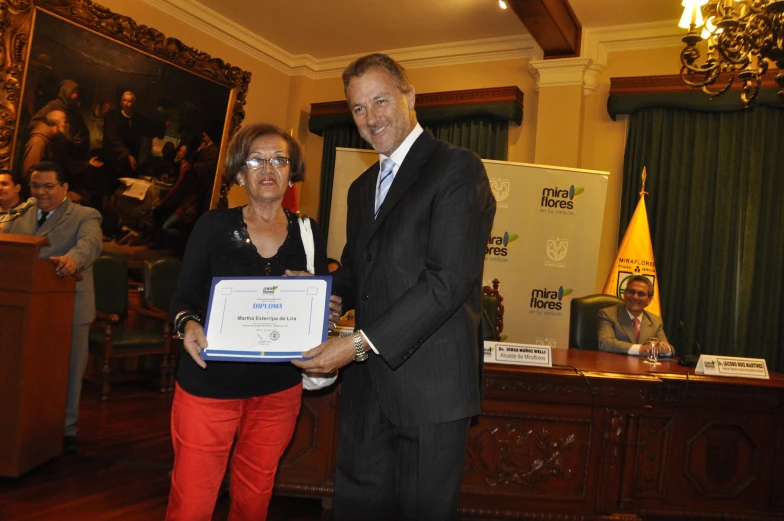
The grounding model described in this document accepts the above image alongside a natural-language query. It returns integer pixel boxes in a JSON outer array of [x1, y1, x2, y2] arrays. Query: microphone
[[678, 320, 701, 367], [0, 197, 35, 224]]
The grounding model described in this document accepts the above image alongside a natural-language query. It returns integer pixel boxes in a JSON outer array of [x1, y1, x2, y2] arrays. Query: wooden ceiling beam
[[508, 0, 582, 58]]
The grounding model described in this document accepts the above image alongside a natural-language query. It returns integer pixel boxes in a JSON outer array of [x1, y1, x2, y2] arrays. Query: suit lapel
[[373, 131, 433, 225], [617, 305, 638, 343], [38, 199, 71, 236], [639, 311, 657, 343], [355, 131, 434, 251]]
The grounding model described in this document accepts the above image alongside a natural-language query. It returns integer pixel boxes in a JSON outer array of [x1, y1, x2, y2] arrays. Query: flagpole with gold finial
[[640, 166, 648, 198]]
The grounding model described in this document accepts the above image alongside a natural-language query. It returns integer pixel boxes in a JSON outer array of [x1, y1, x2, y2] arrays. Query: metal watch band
[[352, 331, 369, 362]]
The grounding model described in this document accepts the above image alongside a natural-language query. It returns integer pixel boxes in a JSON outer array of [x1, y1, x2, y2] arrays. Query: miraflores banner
[[601, 196, 661, 318], [483, 161, 608, 348], [330, 150, 609, 349]]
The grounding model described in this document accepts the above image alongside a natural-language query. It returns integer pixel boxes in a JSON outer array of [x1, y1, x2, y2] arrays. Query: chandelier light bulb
[[679, 4, 705, 29], [499, 0, 508, 9]]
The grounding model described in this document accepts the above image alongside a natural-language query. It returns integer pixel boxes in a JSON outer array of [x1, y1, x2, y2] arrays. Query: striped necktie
[[632, 317, 640, 343], [375, 158, 395, 218]]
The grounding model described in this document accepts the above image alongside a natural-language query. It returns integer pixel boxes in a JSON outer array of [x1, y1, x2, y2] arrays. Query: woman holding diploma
[[165, 123, 337, 521]]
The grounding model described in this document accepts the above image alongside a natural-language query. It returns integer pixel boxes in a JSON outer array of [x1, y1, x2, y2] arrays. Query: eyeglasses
[[625, 289, 651, 298], [30, 182, 63, 191], [244, 157, 291, 170]]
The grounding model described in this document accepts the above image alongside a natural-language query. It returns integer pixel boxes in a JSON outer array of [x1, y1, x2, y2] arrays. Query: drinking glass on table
[[643, 337, 661, 366]]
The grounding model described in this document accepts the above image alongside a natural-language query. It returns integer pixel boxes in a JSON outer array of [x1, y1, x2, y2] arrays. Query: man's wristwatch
[[352, 331, 369, 362]]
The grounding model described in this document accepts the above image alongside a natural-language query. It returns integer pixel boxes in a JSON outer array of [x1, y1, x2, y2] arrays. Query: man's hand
[[640, 342, 674, 358], [50, 255, 78, 277], [128, 155, 137, 171], [182, 320, 207, 369], [88, 157, 104, 168], [293, 335, 357, 373], [657, 341, 674, 357]]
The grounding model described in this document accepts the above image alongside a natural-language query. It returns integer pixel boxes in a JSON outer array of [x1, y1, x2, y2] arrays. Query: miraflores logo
[[536, 337, 556, 349], [485, 231, 518, 263], [262, 285, 279, 295], [546, 238, 568, 261], [545, 237, 568, 268], [540, 185, 584, 216], [529, 285, 573, 316], [489, 178, 510, 208]]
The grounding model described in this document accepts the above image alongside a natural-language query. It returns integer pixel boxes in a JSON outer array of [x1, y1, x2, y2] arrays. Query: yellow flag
[[601, 196, 661, 318]]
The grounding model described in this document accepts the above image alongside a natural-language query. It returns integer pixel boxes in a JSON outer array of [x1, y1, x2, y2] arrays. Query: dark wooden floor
[[0, 381, 327, 521]]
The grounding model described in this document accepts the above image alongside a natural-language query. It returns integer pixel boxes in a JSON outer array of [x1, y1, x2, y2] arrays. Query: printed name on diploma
[[201, 276, 332, 362]]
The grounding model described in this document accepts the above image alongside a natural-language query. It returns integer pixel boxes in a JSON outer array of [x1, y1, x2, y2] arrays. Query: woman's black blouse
[[170, 207, 329, 399]]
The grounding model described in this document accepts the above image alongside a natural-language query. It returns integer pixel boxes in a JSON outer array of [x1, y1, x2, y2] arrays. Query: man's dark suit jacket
[[333, 130, 496, 427]]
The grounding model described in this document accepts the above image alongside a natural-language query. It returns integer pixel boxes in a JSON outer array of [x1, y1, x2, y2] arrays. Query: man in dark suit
[[102, 91, 167, 180], [293, 53, 496, 521], [1, 161, 102, 453], [597, 275, 674, 356]]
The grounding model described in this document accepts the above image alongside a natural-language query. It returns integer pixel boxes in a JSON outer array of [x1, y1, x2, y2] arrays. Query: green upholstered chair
[[88, 254, 173, 400], [482, 279, 504, 341], [568, 293, 623, 350], [142, 257, 181, 391]]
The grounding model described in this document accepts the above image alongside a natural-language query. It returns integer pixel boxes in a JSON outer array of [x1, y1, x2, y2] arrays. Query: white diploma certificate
[[201, 276, 332, 362]]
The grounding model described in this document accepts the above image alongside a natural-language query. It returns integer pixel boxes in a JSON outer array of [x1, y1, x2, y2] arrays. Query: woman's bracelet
[[174, 310, 202, 339]]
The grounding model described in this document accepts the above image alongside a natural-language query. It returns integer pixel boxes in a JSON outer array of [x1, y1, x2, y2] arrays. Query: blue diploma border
[[200, 275, 333, 362]]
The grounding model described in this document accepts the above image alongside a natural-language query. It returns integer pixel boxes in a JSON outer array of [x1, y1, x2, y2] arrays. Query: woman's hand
[[284, 269, 312, 277], [182, 320, 208, 369], [284, 271, 342, 330], [328, 295, 342, 331]]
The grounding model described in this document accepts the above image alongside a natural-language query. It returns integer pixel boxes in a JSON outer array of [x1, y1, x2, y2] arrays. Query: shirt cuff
[[359, 330, 379, 355], [629, 344, 642, 356]]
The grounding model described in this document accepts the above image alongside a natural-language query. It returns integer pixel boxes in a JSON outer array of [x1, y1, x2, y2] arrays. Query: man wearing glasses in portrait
[[1, 160, 102, 454], [597, 274, 674, 357]]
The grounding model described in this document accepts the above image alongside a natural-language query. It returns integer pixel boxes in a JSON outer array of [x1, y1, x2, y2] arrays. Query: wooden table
[[274, 349, 784, 520]]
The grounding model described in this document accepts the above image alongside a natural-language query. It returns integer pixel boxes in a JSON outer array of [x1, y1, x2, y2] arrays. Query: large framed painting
[[0, 0, 250, 250]]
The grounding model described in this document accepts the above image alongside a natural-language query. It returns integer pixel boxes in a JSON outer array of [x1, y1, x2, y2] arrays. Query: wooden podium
[[0, 234, 76, 477]]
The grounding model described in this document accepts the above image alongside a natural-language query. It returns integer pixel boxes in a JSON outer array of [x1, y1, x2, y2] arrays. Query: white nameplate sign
[[484, 341, 552, 368], [694, 355, 769, 379]]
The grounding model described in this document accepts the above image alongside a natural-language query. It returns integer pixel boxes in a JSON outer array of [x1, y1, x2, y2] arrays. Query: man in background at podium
[[1, 161, 102, 453], [597, 275, 673, 357]]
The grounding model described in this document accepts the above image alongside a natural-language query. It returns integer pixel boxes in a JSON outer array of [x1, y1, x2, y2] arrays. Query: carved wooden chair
[[482, 279, 504, 341], [141, 257, 181, 391], [88, 254, 174, 400]]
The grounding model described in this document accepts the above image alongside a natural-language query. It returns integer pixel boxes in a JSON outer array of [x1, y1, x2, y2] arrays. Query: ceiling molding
[[582, 20, 684, 65], [141, 0, 540, 79], [299, 36, 542, 80], [140, 0, 304, 75], [139, 1, 689, 80]]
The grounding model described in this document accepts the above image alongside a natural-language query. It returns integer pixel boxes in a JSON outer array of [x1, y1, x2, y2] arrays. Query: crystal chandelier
[[679, 0, 784, 105]]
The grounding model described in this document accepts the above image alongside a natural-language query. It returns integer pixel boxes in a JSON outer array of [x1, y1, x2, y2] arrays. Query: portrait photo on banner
[[3, 0, 250, 253]]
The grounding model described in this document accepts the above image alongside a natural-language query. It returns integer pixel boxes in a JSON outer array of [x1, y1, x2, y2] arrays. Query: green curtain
[[317, 118, 509, 238], [621, 106, 784, 371], [424, 118, 508, 161]]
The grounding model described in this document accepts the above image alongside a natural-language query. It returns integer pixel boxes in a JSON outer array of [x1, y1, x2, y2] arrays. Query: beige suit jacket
[[2, 198, 102, 325]]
